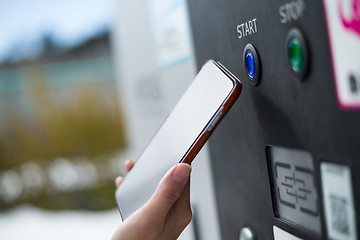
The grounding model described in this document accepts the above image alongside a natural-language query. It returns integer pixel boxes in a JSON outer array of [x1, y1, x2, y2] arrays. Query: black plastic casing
[[188, 0, 360, 239]]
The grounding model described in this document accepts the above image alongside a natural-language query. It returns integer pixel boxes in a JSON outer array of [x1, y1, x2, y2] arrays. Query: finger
[[145, 163, 191, 220], [160, 178, 191, 240], [115, 176, 124, 188], [172, 179, 191, 222], [124, 160, 135, 173]]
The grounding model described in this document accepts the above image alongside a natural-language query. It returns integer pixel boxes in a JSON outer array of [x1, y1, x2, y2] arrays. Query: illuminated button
[[243, 43, 261, 85], [286, 28, 309, 78], [288, 38, 304, 72], [245, 51, 256, 79]]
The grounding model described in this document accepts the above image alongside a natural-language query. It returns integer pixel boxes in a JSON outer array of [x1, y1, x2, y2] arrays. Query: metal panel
[[187, 0, 360, 239]]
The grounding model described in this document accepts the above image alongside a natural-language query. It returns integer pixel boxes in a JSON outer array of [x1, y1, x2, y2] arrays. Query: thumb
[[145, 163, 191, 219]]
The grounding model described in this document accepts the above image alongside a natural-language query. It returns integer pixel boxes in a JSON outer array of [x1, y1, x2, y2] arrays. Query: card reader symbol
[[268, 147, 321, 234], [275, 162, 319, 217]]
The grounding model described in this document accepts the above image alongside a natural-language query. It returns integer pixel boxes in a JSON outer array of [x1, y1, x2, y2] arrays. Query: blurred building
[[0, 29, 126, 212]]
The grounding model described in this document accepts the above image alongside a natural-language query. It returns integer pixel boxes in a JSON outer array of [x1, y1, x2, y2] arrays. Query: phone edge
[[181, 61, 242, 164]]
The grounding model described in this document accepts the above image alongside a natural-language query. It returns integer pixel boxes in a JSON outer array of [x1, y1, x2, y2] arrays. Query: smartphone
[[115, 60, 242, 220]]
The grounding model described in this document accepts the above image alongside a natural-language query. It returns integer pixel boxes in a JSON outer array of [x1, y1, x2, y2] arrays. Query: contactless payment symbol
[[275, 162, 318, 217], [268, 147, 321, 235], [323, 0, 360, 110]]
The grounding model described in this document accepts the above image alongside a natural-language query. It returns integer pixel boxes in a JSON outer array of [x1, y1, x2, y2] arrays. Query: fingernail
[[115, 176, 122, 186], [115, 176, 121, 183], [171, 163, 191, 184]]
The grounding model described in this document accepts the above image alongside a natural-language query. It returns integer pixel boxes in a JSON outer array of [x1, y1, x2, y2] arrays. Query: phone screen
[[116, 60, 241, 219]]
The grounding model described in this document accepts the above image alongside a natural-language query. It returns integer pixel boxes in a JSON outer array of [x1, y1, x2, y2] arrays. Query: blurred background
[[0, 0, 127, 239], [0, 0, 221, 239]]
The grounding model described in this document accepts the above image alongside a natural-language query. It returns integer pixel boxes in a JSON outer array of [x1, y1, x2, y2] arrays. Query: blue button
[[243, 43, 261, 86], [245, 51, 256, 79]]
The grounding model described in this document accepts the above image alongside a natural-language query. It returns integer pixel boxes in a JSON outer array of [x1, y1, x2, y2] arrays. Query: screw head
[[239, 227, 255, 240]]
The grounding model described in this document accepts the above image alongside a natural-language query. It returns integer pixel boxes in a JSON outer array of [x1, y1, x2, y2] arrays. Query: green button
[[288, 37, 304, 72]]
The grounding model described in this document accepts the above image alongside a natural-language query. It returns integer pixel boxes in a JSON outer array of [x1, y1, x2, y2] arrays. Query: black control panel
[[188, 0, 360, 239]]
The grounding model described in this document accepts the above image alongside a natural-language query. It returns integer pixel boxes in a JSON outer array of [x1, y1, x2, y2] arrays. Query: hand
[[112, 160, 192, 240], [114, 160, 136, 188]]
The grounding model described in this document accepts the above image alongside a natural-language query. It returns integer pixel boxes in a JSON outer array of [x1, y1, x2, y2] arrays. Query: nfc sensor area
[[267, 146, 321, 235]]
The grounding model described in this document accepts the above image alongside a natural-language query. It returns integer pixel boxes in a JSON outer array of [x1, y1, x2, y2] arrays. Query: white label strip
[[147, 0, 192, 69], [323, 0, 360, 109], [321, 162, 357, 240], [273, 226, 303, 240]]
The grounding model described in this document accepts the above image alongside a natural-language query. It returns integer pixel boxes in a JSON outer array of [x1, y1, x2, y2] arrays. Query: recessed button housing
[[243, 43, 261, 86], [286, 28, 309, 79]]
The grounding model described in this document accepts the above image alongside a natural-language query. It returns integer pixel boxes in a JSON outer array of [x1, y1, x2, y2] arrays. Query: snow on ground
[[0, 205, 121, 240], [0, 205, 195, 240]]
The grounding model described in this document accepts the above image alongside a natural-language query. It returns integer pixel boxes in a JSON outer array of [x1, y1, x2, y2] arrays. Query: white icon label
[[236, 18, 258, 39], [323, 0, 360, 109], [279, 0, 306, 24]]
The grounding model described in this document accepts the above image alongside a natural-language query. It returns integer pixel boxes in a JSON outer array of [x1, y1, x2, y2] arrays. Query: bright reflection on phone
[[116, 60, 242, 220]]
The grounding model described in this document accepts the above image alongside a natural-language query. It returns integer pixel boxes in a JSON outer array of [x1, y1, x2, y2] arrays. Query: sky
[[0, 0, 114, 62]]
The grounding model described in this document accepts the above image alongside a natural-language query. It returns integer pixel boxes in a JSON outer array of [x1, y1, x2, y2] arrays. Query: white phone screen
[[116, 60, 238, 219]]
